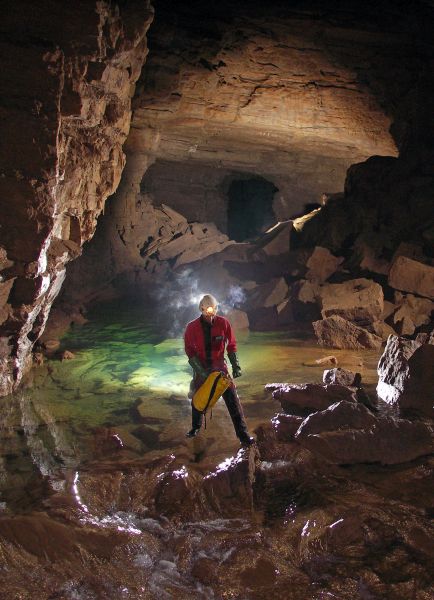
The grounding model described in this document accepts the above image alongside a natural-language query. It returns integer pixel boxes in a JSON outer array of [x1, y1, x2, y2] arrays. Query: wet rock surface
[[295, 400, 434, 465], [267, 382, 358, 414], [377, 333, 434, 417]]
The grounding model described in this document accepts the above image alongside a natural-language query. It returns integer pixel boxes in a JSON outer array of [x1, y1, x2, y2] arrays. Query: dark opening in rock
[[227, 177, 277, 242]]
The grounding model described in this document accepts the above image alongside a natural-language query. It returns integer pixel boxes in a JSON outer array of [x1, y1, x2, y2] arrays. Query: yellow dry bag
[[192, 371, 232, 414]]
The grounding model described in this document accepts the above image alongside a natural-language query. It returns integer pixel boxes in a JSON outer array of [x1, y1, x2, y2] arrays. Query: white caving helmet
[[199, 294, 218, 317]]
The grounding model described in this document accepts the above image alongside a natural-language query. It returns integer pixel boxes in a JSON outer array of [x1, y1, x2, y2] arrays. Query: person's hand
[[232, 365, 242, 378], [228, 352, 242, 378]]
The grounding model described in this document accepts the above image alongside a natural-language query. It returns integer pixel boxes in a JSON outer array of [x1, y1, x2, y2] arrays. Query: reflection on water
[[5, 301, 425, 599], [0, 300, 381, 512]]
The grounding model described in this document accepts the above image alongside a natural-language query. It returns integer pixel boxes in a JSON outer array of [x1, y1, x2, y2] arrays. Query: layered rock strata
[[0, 1, 153, 394]]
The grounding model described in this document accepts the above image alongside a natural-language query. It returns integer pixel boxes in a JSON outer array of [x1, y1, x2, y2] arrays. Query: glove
[[228, 352, 242, 378], [188, 356, 208, 380]]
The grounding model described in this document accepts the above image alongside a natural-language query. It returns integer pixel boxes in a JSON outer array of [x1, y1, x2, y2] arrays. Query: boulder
[[371, 320, 397, 340], [246, 277, 289, 310], [358, 243, 389, 275], [266, 382, 357, 414], [255, 220, 292, 256], [295, 401, 434, 465], [388, 256, 434, 300], [323, 368, 362, 387], [313, 315, 383, 350], [254, 414, 303, 461], [203, 446, 257, 515], [390, 293, 434, 335], [293, 279, 319, 304], [223, 308, 249, 330], [306, 246, 344, 283], [317, 278, 384, 325], [377, 334, 434, 417], [383, 300, 396, 320]]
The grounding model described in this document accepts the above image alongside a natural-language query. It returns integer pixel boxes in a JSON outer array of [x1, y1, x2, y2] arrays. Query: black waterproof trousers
[[191, 385, 249, 440]]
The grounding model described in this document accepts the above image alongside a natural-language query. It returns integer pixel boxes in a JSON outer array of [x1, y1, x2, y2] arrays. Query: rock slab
[[295, 401, 434, 465]]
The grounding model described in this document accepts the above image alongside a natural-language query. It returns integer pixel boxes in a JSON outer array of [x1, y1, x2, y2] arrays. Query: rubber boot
[[222, 387, 254, 444], [186, 404, 203, 438]]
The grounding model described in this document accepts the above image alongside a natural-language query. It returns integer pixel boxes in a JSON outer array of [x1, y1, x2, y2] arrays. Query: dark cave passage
[[227, 177, 277, 242]]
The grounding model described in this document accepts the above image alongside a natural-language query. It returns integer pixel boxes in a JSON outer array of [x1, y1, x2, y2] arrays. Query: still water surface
[[1, 300, 380, 512]]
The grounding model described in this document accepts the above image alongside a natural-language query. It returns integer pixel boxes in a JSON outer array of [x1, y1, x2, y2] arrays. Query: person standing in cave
[[184, 294, 255, 446]]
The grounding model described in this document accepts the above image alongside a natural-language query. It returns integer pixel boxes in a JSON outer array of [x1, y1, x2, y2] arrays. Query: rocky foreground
[[0, 334, 432, 599]]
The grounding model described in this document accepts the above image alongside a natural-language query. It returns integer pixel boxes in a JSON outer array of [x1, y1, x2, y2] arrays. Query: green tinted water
[[1, 300, 381, 510]]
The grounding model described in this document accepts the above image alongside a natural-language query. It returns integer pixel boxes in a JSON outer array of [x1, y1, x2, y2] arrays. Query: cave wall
[[63, 0, 434, 303], [0, 1, 153, 395]]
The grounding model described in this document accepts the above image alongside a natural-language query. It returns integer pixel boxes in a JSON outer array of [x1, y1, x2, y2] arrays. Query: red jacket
[[184, 315, 237, 372]]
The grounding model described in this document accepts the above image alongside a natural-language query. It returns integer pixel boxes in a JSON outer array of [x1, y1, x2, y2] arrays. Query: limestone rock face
[[317, 278, 384, 325], [0, 1, 153, 394], [313, 315, 383, 350], [377, 334, 434, 417], [295, 401, 434, 465], [389, 256, 434, 300]]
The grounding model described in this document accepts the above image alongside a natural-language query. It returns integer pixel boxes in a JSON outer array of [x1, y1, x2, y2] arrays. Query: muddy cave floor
[[0, 300, 433, 599]]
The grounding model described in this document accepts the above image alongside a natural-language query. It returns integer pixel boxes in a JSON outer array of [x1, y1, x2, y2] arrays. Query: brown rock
[[131, 424, 160, 449], [255, 221, 293, 256], [295, 401, 434, 465], [268, 382, 357, 414], [0, 1, 154, 395], [191, 557, 218, 585], [246, 277, 289, 310], [390, 293, 434, 335], [203, 446, 257, 515], [303, 355, 338, 367], [223, 308, 249, 330], [306, 246, 344, 283], [377, 334, 434, 417], [389, 256, 434, 300], [155, 465, 197, 517], [59, 350, 75, 361], [290, 279, 322, 321], [323, 368, 362, 387], [240, 557, 277, 587], [313, 315, 383, 350], [358, 243, 390, 275], [317, 278, 384, 325], [254, 418, 301, 461]]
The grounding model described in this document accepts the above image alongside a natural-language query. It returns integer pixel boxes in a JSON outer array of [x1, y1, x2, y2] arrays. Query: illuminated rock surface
[[1, 0, 434, 597]]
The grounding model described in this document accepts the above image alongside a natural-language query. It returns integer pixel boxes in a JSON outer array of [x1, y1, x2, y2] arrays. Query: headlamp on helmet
[[199, 294, 218, 317]]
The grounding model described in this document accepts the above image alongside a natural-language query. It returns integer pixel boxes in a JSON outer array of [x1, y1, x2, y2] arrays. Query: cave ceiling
[[122, 0, 428, 203]]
